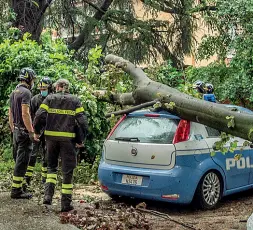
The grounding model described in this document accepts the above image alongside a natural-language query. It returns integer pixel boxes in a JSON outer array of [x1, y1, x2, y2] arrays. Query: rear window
[[205, 126, 220, 137], [110, 117, 179, 144]]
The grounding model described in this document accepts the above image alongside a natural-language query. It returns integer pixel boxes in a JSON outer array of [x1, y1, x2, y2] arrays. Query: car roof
[[128, 109, 180, 119], [128, 104, 253, 119], [224, 104, 253, 114]]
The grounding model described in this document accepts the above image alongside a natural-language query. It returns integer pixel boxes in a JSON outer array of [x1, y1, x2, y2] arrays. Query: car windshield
[[110, 117, 179, 144]]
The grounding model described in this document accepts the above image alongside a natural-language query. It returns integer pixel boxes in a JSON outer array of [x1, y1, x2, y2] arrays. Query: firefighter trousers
[[44, 139, 77, 208], [11, 129, 33, 194], [25, 135, 47, 184]]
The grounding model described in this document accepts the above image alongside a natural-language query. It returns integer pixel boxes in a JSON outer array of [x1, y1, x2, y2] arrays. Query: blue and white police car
[[98, 105, 253, 209]]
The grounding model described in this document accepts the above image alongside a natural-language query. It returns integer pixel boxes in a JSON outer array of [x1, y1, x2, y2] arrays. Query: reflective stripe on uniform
[[44, 130, 76, 138], [75, 107, 84, 114], [62, 184, 73, 189], [27, 166, 34, 170], [42, 173, 47, 177], [41, 167, 47, 172], [40, 104, 84, 115], [13, 176, 23, 182], [12, 183, 22, 188], [25, 172, 33, 177], [62, 189, 72, 194], [46, 178, 57, 184], [40, 104, 49, 111], [47, 173, 57, 179], [48, 108, 75, 116]]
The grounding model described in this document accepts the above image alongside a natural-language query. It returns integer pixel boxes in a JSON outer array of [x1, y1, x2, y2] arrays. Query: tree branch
[[105, 54, 253, 142], [34, 0, 53, 32], [105, 54, 151, 87], [140, 0, 216, 15], [105, 100, 158, 118], [83, 0, 106, 14], [69, 0, 114, 51]]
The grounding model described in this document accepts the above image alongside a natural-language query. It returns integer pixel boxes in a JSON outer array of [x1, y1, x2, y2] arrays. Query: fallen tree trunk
[[105, 54, 253, 142]]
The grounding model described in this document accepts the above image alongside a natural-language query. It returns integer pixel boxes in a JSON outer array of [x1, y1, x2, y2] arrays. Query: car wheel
[[195, 171, 222, 210]]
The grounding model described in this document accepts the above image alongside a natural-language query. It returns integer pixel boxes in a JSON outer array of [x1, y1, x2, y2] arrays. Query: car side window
[[205, 126, 220, 137]]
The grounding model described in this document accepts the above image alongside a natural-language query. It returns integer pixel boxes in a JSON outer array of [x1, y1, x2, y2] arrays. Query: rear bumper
[[98, 161, 203, 204]]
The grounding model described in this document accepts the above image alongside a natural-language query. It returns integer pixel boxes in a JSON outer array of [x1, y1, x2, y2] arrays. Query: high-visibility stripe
[[47, 174, 57, 179], [62, 189, 72, 194], [13, 176, 23, 182], [48, 108, 75, 116], [40, 104, 49, 111], [27, 166, 34, 170], [41, 167, 47, 172], [75, 107, 84, 114], [12, 183, 22, 188], [46, 178, 57, 184], [25, 172, 33, 177], [40, 105, 84, 115], [44, 130, 76, 138], [42, 173, 47, 177], [62, 184, 73, 189]]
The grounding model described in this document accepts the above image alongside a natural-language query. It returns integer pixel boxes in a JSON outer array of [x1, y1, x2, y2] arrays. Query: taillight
[[144, 113, 160, 117], [101, 184, 108, 191], [173, 120, 190, 144], [106, 114, 127, 140]]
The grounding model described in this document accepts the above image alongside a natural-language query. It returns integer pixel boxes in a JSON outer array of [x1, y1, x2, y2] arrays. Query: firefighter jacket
[[31, 94, 47, 121], [33, 92, 88, 142]]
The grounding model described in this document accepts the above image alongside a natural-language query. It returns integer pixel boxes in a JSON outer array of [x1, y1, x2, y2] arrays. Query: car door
[[204, 126, 251, 190]]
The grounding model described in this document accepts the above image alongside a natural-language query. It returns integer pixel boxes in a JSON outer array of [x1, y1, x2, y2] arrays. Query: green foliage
[[73, 155, 101, 184], [0, 29, 110, 165], [195, 0, 253, 107], [146, 60, 185, 88]]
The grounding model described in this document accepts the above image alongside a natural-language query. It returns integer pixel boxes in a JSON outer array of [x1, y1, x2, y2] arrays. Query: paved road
[[0, 193, 79, 230]]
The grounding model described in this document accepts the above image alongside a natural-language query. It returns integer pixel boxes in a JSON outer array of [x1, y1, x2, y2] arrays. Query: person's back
[[42, 93, 82, 141], [34, 78, 88, 212]]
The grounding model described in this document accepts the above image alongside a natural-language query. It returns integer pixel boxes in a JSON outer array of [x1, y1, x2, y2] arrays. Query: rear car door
[[205, 126, 251, 189]]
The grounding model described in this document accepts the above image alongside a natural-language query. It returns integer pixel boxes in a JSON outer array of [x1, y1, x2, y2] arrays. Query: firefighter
[[8, 67, 36, 199], [24, 77, 52, 187], [33, 79, 88, 212]]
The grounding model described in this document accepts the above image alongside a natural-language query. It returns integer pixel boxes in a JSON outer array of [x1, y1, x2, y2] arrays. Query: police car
[[98, 105, 253, 209]]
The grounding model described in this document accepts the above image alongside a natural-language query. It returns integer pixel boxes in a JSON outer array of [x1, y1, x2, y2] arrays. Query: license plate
[[121, 174, 143, 186]]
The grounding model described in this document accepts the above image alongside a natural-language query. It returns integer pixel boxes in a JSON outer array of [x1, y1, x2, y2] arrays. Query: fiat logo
[[131, 147, 138, 156]]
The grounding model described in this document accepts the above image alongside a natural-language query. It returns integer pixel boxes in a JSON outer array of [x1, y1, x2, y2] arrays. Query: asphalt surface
[[0, 192, 79, 230]]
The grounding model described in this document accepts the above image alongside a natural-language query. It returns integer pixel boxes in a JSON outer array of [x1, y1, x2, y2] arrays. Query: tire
[[194, 171, 222, 210]]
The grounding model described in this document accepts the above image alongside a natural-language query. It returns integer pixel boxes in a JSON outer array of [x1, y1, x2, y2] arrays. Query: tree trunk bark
[[105, 54, 253, 142], [12, 0, 52, 41], [68, 0, 114, 51]]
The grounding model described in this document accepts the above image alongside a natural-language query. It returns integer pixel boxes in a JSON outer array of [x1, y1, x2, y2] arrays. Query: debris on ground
[[60, 201, 151, 230]]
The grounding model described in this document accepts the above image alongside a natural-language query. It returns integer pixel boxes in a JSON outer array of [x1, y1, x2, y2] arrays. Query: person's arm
[[21, 90, 33, 133], [75, 98, 88, 143], [30, 96, 37, 121], [34, 97, 49, 138], [22, 104, 33, 133], [8, 108, 14, 132]]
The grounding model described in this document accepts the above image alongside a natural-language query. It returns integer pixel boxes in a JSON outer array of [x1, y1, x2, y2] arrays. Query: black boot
[[43, 183, 55, 205], [61, 194, 74, 212], [11, 188, 32, 199]]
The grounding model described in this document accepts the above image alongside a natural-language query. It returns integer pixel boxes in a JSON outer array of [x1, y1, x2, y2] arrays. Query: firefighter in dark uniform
[[8, 68, 36, 199], [24, 77, 52, 186], [33, 79, 88, 212]]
